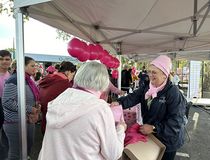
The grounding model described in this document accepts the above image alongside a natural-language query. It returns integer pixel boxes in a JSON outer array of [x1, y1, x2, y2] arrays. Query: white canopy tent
[[15, 0, 210, 61], [13, 0, 210, 159]]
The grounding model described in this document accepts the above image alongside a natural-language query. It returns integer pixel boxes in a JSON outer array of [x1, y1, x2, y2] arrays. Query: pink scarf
[[74, 85, 101, 98], [25, 73, 40, 102], [145, 79, 167, 99]]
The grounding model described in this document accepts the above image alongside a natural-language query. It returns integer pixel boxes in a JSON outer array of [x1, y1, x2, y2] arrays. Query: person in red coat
[[38, 61, 76, 134]]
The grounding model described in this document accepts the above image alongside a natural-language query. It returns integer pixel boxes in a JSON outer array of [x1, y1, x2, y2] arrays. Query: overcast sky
[[0, 14, 70, 56]]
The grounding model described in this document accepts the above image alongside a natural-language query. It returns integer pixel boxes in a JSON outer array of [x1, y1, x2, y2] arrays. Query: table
[[190, 98, 210, 109]]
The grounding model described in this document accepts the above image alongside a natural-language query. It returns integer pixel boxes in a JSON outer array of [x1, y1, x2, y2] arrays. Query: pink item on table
[[124, 123, 147, 146], [123, 105, 139, 127], [123, 104, 142, 127], [110, 105, 124, 122]]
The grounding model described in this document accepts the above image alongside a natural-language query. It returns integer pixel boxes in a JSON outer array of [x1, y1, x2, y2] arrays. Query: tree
[[203, 61, 210, 97], [56, 30, 72, 42], [6, 48, 15, 59], [1, 0, 72, 41], [0, 0, 14, 16]]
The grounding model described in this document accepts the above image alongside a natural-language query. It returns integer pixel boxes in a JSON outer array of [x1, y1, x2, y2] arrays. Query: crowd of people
[[0, 49, 186, 160]]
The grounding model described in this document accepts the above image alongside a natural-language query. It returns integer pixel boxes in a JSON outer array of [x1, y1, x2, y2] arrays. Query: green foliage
[[177, 60, 188, 68], [203, 61, 210, 92], [6, 48, 15, 59], [0, 0, 28, 20], [56, 29, 72, 41], [6, 47, 15, 52], [0, 0, 14, 16], [121, 56, 133, 68], [121, 56, 148, 71], [121, 56, 128, 66]]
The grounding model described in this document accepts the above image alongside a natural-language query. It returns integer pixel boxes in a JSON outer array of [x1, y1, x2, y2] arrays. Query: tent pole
[[117, 55, 122, 91], [201, 61, 204, 98], [195, 0, 210, 16], [193, 0, 198, 36], [15, 8, 28, 160], [196, 5, 210, 34]]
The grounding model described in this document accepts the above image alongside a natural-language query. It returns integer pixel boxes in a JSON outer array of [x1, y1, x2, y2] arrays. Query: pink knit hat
[[150, 55, 172, 77], [46, 66, 56, 73]]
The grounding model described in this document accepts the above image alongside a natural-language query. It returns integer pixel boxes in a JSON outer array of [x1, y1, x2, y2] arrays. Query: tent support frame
[[50, 1, 97, 43], [15, 7, 28, 160]]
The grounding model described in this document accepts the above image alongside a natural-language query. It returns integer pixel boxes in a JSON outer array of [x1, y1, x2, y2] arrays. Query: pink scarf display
[[25, 73, 40, 102], [145, 80, 167, 99], [124, 123, 147, 146]]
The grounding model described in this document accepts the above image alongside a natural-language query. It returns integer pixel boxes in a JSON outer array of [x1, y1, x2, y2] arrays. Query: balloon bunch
[[67, 38, 120, 68], [112, 69, 119, 79]]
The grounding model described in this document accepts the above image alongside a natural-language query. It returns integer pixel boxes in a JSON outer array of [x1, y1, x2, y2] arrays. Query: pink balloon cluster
[[112, 70, 119, 79], [67, 38, 120, 68]]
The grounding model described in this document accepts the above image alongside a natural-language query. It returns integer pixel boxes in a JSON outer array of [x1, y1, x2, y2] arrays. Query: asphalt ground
[[175, 105, 210, 160]]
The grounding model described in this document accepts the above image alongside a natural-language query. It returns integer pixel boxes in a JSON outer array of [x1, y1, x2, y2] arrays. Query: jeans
[[0, 128, 9, 160], [3, 123, 35, 160]]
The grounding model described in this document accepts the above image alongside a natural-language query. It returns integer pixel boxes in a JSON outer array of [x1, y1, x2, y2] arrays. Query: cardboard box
[[121, 134, 166, 160]]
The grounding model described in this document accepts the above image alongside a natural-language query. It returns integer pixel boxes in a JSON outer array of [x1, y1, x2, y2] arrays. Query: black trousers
[[0, 98, 9, 160], [0, 129, 9, 160], [162, 151, 176, 160], [0, 98, 4, 129]]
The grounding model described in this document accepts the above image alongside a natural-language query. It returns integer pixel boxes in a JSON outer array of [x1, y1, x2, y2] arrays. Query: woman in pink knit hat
[[111, 55, 187, 160]]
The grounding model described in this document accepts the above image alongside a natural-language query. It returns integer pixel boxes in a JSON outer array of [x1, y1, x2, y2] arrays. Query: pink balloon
[[77, 54, 89, 62], [99, 49, 109, 64], [103, 50, 109, 57], [112, 70, 119, 79], [67, 38, 84, 58], [106, 56, 116, 68], [100, 54, 112, 66], [86, 43, 91, 54], [89, 44, 99, 60], [113, 57, 120, 68], [115, 59, 120, 68], [77, 42, 90, 62], [95, 44, 104, 60]]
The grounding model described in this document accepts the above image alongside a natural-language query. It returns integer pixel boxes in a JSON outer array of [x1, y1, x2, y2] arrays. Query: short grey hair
[[74, 61, 109, 91]]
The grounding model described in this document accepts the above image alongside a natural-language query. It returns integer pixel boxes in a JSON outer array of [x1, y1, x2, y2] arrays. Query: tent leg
[[15, 8, 28, 160]]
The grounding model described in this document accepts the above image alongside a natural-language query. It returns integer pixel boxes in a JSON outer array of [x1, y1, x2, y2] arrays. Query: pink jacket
[[38, 88, 125, 160]]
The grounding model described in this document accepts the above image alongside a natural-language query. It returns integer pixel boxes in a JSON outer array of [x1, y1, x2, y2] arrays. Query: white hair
[[74, 61, 109, 91]]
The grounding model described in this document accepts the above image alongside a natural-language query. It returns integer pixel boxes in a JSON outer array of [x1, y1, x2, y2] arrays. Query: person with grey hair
[[38, 61, 126, 160]]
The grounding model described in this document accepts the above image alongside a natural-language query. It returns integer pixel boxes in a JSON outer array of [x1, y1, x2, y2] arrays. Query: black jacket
[[118, 80, 186, 152], [121, 69, 132, 87]]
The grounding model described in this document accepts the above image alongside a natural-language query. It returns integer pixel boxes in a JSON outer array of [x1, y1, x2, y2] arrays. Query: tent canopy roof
[[15, 0, 210, 61]]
